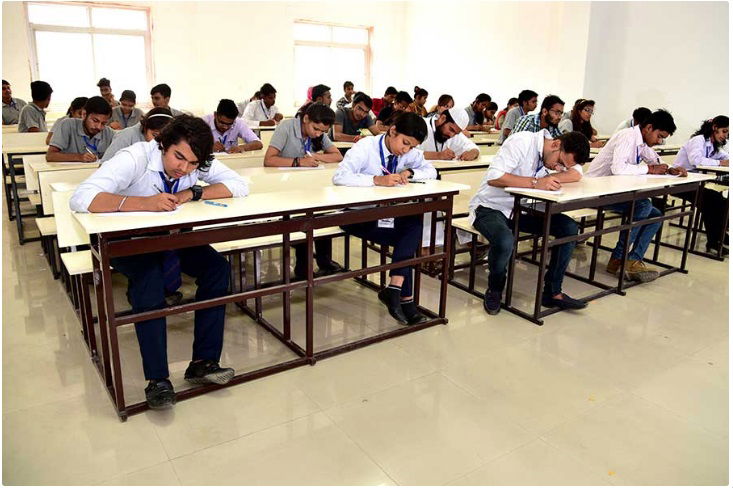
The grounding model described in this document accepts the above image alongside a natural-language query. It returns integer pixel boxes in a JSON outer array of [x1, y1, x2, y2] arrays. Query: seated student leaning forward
[[332, 112, 437, 326], [419, 106, 479, 161], [69, 115, 249, 411], [101, 107, 173, 162], [468, 130, 591, 315], [46, 96, 115, 162]]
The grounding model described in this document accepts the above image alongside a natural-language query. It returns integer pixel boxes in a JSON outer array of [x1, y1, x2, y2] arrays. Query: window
[[293, 21, 371, 108], [26, 2, 152, 112]]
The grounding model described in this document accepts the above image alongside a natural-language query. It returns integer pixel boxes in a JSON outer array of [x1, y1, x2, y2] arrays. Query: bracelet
[[117, 196, 128, 212]]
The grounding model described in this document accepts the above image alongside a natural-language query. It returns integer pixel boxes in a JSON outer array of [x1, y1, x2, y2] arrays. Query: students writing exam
[[419, 106, 479, 161], [46, 96, 115, 162], [101, 108, 173, 162], [333, 92, 380, 142], [242, 83, 283, 127], [203, 99, 262, 153]]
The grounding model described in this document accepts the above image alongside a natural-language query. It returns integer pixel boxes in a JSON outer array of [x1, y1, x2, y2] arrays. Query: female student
[[45, 96, 87, 144], [673, 115, 729, 252], [264, 103, 343, 279], [495, 98, 518, 130], [101, 108, 173, 162], [558, 99, 605, 148], [408, 86, 429, 117], [109, 90, 144, 130], [483, 101, 498, 128], [332, 112, 437, 325], [426, 94, 454, 117]]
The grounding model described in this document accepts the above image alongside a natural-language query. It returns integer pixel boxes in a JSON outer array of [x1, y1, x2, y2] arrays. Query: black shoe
[[542, 292, 587, 310], [377, 286, 409, 325], [401, 300, 429, 325], [165, 291, 183, 306], [483, 290, 501, 315], [184, 360, 235, 385], [317, 260, 342, 275], [145, 379, 176, 410]]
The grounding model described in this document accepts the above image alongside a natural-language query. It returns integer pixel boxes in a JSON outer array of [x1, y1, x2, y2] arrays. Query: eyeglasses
[[582, 108, 595, 114]]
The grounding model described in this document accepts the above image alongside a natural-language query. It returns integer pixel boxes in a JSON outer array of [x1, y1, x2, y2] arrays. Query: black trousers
[[660, 189, 728, 247]]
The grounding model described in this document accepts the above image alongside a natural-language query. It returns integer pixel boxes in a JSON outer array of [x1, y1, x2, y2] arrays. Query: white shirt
[[468, 130, 583, 221], [557, 118, 573, 134], [613, 118, 634, 134], [241, 100, 279, 129], [70, 139, 249, 212], [586, 126, 660, 177], [332, 135, 437, 187], [419, 115, 479, 158], [674, 134, 729, 170]]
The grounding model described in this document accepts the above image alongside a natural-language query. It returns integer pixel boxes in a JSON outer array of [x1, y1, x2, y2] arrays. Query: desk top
[[697, 165, 730, 173], [431, 154, 494, 169], [51, 182, 80, 192], [333, 141, 355, 149], [27, 155, 98, 173], [73, 179, 470, 235], [2, 131, 48, 153], [590, 144, 682, 156], [214, 149, 267, 161]]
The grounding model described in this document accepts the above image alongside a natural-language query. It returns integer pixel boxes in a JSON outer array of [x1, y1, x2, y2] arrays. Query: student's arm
[[488, 172, 562, 191], [229, 124, 263, 152], [273, 112, 283, 122], [27, 126, 41, 133], [332, 142, 375, 186], [313, 137, 343, 163], [88, 192, 178, 213], [422, 149, 455, 160], [263, 146, 308, 167], [46, 145, 96, 162], [553, 166, 583, 183], [333, 124, 359, 142], [45, 132, 53, 145], [453, 133, 480, 161], [404, 152, 437, 181], [367, 123, 380, 136], [242, 102, 268, 128], [687, 137, 728, 167]]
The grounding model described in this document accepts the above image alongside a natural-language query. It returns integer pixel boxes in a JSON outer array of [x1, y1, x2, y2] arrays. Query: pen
[[409, 180, 426, 184], [204, 200, 228, 207], [85, 147, 98, 161], [153, 184, 164, 193]]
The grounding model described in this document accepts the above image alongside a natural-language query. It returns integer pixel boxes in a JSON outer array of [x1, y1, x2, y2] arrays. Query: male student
[[150, 83, 184, 116], [371, 86, 398, 118], [2, 79, 27, 125], [109, 90, 144, 130], [332, 92, 380, 142], [465, 93, 492, 131], [375, 91, 413, 131], [613, 107, 652, 134], [203, 99, 262, 153], [296, 84, 333, 115], [587, 109, 685, 282], [70, 115, 248, 410], [469, 130, 591, 315], [46, 96, 115, 161], [509, 94, 565, 139], [17, 81, 52, 133], [336, 81, 355, 110], [498, 89, 539, 144], [97, 78, 119, 108], [420, 106, 479, 161], [242, 83, 283, 127]]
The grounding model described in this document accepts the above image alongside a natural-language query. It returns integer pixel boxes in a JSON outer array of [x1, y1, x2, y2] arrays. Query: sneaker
[[184, 360, 235, 385], [145, 379, 176, 410], [542, 293, 587, 310], [626, 260, 659, 283], [377, 286, 409, 325], [401, 300, 429, 325], [483, 290, 501, 315]]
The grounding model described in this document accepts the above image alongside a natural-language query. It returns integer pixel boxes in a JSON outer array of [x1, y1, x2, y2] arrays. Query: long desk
[[432, 154, 493, 176], [73, 179, 468, 419]]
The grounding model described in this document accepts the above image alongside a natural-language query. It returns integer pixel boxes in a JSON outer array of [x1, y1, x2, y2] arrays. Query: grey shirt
[[101, 123, 146, 162], [269, 116, 334, 158], [498, 106, 526, 144], [49, 115, 69, 133], [3, 97, 27, 124], [335, 107, 375, 136], [49, 117, 115, 158], [110, 106, 143, 129], [17, 102, 47, 132], [169, 107, 184, 117], [465, 106, 478, 126]]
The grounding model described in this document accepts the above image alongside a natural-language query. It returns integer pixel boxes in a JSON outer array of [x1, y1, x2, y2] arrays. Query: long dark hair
[[570, 99, 595, 141], [692, 115, 729, 155]]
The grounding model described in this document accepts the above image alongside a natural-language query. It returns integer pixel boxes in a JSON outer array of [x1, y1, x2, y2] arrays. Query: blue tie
[[387, 155, 397, 174]]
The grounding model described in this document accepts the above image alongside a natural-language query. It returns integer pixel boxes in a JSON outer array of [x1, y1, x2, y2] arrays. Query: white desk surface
[[3, 125, 19, 133], [653, 144, 682, 152], [595, 134, 611, 141], [51, 182, 80, 192], [333, 141, 355, 149], [507, 173, 715, 203], [697, 165, 730, 173], [431, 154, 494, 170], [74, 179, 470, 235], [214, 149, 266, 160], [25, 154, 99, 192]]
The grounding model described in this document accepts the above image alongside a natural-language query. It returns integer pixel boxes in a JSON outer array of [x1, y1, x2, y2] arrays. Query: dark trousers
[[472, 206, 578, 296], [110, 245, 230, 380], [675, 189, 728, 247], [341, 215, 422, 297], [293, 239, 333, 274]]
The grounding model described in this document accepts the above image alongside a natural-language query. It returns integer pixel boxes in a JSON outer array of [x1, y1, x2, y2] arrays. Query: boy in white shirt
[[242, 83, 283, 128], [420, 107, 479, 161]]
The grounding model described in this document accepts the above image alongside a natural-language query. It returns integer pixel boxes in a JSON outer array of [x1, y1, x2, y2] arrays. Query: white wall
[[2, 2, 33, 102]]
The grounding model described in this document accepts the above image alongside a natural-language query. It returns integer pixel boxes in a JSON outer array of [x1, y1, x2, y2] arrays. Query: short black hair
[[558, 131, 591, 165], [120, 90, 136, 103], [84, 96, 112, 116], [150, 83, 172, 98], [260, 83, 276, 97], [157, 115, 214, 169], [2, 80, 9, 86], [506, 97, 519, 108], [487, 101, 498, 111], [541, 94, 564, 112], [414, 86, 428, 98], [643, 109, 676, 135], [352, 92, 373, 110], [67, 97, 88, 116], [693, 115, 729, 154], [141, 107, 173, 132], [518, 89, 538, 104], [311, 84, 330, 101], [392, 112, 428, 143], [437, 94, 453, 106], [395, 91, 413, 105], [384, 86, 398, 96], [97, 77, 111, 88], [304, 102, 336, 126], [632, 107, 652, 126], [216, 99, 239, 119], [30, 81, 53, 101], [343, 81, 354, 90], [475, 93, 491, 103]]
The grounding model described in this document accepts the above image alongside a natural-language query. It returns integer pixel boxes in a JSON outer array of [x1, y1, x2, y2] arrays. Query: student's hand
[[591, 140, 605, 148], [173, 189, 193, 204], [462, 130, 472, 137], [144, 193, 178, 211], [299, 156, 319, 167], [213, 142, 226, 153], [274, 114, 284, 122], [459, 152, 476, 161], [721, 159, 729, 167], [81, 152, 97, 162], [227, 145, 243, 153], [536, 175, 562, 191], [261, 119, 277, 127], [398, 170, 413, 181], [668, 166, 688, 177], [648, 164, 669, 175], [109, 122, 122, 130], [374, 174, 407, 186], [353, 135, 361, 143], [438, 148, 456, 160]]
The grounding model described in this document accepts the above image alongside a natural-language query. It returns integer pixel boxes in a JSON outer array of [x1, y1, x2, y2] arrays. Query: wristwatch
[[406, 168, 415, 178], [190, 185, 203, 201], [292, 157, 300, 167]]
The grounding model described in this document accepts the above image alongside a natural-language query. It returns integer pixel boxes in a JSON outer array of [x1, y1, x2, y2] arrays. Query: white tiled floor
[[2, 203, 729, 485]]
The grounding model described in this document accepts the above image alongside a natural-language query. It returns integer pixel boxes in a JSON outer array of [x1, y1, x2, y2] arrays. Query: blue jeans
[[472, 206, 579, 296], [606, 199, 662, 261]]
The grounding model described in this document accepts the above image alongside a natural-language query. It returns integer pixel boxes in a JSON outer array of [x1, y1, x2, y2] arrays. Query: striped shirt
[[587, 126, 661, 177], [510, 114, 562, 138]]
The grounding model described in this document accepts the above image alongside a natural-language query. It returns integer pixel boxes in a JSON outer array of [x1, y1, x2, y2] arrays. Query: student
[[242, 83, 283, 127], [46, 96, 87, 145], [498, 89, 539, 144], [46, 96, 114, 162], [420, 106, 479, 161], [483, 101, 498, 128], [333, 92, 380, 142], [673, 115, 729, 252], [587, 109, 685, 282], [426, 94, 455, 117], [333, 112, 437, 325], [150, 83, 184, 116], [371, 86, 398, 118], [495, 97, 519, 130], [376, 91, 413, 131], [465, 93, 492, 131], [101, 108, 173, 162], [510, 94, 564, 139], [296, 84, 333, 115], [469, 130, 590, 315], [336, 81, 355, 109], [17, 80, 52, 133], [558, 99, 605, 148], [407, 86, 429, 117], [69, 115, 248, 409], [614, 107, 652, 134], [109, 90, 144, 130], [264, 103, 343, 279], [2, 79, 27, 125], [97, 78, 119, 108], [203, 99, 262, 154]]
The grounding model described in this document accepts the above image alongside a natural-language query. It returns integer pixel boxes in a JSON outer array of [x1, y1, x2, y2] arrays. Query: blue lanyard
[[121, 111, 132, 127], [378, 135, 397, 174], [219, 134, 228, 145], [260, 100, 269, 119], [706, 143, 712, 158], [636, 146, 642, 164], [303, 137, 312, 154], [158, 171, 180, 194], [82, 135, 98, 154], [533, 155, 545, 177]]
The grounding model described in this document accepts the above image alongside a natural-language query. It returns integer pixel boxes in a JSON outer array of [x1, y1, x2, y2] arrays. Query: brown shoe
[[626, 260, 659, 283], [606, 258, 622, 275]]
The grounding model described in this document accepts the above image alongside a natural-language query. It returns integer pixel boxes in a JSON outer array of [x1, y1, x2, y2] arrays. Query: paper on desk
[[91, 206, 183, 217], [213, 152, 228, 156], [277, 165, 325, 170], [644, 174, 680, 178], [504, 187, 562, 194]]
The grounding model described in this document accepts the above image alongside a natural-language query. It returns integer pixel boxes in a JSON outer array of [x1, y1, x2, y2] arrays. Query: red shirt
[[372, 98, 390, 118]]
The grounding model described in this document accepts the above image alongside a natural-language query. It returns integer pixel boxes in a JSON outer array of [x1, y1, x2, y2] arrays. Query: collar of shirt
[[143, 139, 168, 176], [379, 133, 396, 159], [29, 102, 45, 115], [293, 116, 305, 141], [74, 118, 102, 143], [3, 99, 17, 109], [632, 124, 647, 155]]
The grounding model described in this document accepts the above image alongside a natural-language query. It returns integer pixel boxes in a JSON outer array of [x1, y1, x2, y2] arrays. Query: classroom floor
[[3, 204, 729, 485]]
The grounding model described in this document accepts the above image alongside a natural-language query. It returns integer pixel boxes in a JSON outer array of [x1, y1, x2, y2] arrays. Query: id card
[[377, 218, 395, 229]]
